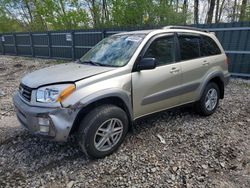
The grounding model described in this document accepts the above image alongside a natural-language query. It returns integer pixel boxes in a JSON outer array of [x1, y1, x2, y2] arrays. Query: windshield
[[79, 34, 145, 67]]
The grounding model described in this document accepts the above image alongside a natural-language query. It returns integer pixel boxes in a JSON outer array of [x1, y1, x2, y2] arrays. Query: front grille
[[19, 83, 32, 102]]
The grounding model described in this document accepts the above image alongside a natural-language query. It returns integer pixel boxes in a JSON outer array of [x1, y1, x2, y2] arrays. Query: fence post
[[71, 31, 75, 60], [47, 31, 52, 58], [102, 29, 106, 39], [13, 33, 18, 55], [1, 35, 4, 55], [29, 32, 34, 57]]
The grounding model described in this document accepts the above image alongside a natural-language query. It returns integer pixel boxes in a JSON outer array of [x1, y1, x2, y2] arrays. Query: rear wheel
[[196, 82, 220, 116], [77, 104, 129, 158]]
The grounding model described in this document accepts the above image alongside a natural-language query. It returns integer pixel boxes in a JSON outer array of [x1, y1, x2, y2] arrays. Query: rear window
[[178, 35, 200, 61], [201, 36, 221, 56]]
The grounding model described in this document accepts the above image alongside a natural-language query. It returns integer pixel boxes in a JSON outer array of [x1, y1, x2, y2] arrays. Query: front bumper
[[13, 92, 79, 141]]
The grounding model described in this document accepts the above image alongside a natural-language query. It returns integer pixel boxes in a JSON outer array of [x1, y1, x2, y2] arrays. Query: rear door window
[[178, 35, 201, 61]]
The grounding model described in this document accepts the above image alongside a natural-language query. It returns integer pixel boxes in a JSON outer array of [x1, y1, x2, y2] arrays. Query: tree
[[194, 0, 199, 24], [207, 0, 216, 23], [232, 0, 238, 21], [239, 0, 247, 21], [0, 7, 22, 32], [218, 0, 226, 22], [183, 0, 188, 24], [215, 0, 220, 23]]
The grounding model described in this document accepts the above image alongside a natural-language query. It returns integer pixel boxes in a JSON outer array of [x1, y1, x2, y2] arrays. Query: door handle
[[202, 60, 210, 66], [170, 67, 180, 73]]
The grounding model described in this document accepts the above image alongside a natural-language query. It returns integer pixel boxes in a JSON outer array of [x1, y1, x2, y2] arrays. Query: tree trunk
[[207, 0, 216, 23], [103, 0, 109, 24], [194, 0, 199, 24], [215, 0, 220, 23], [218, 0, 226, 22], [183, 0, 188, 24], [232, 0, 238, 22], [176, 0, 179, 12], [239, 0, 247, 21], [86, 0, 99, 28]]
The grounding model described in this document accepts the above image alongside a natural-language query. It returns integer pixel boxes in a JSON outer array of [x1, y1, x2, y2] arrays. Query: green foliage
[[0, 0, 90, 32], [0, 11, 23, 32], [244, 5, 250, 21], [6, 0, 250, 32], [35, 0, 89, 30], [111, 0, 188, 27]]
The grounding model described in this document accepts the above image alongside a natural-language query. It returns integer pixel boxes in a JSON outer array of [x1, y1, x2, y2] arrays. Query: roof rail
[[162, 25, 209, 33]]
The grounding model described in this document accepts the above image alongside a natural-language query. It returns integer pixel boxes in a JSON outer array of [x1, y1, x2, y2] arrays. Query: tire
[[77, 104, 129, 159], [195, 82, 220, 116]]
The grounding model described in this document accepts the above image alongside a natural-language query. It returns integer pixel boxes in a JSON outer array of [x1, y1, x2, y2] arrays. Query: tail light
[[224, 56, 229, 65]]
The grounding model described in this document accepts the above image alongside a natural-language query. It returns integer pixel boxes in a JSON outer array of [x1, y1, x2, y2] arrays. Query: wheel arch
[[69, 91, 133, 135], [198, 72, 225, 100]]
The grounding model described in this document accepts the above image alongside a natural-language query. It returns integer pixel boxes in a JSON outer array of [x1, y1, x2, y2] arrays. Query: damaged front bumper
[[13, 92, 79, 141]]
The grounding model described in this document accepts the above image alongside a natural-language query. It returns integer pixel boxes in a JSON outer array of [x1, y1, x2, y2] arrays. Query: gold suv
[[13, 26, 230, 158]]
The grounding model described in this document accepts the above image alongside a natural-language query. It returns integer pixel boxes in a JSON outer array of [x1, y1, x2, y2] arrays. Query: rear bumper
[[13, 92, 79, 141]]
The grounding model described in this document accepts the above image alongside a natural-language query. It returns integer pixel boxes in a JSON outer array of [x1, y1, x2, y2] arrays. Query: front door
[[132, 34, 182, 119]]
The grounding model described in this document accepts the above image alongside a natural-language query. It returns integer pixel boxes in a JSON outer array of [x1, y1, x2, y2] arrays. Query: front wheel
[[195, 82, 220, 116], [77, 104, 129, 158]]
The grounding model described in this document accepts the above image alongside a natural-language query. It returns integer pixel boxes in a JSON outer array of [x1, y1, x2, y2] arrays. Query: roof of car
[[115, 26, 211, 36], [115, 30, 154, 35]]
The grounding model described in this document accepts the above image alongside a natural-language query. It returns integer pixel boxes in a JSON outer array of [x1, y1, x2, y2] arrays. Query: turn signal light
[[56, 85, 76, 102]]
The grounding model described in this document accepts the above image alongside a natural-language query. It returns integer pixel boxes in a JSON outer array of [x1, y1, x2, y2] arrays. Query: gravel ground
[[0, 55, 250, 187]]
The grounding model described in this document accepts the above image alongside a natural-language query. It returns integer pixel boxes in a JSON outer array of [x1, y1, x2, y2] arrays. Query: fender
[[76, 88, 133, 120], [197, 71, 225, 101]]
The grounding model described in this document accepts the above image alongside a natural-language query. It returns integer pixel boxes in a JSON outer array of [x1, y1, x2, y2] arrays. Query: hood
[[21, 63, 115, 88]]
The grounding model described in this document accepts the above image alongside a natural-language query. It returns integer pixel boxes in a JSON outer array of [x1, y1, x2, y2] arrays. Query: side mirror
[[137, 58, 157, 71]]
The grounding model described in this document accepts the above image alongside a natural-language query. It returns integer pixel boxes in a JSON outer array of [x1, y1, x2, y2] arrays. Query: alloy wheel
[[205, 88, 218, 111], [94, 118, 124, 152]]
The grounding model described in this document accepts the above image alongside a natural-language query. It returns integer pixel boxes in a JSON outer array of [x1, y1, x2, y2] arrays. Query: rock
[[151, 168, 157, 173], [172, 166, 178, 172], [120, 155, 129, 161], [201, 164, 208, 169], [67, 181, 75, 188], [0, 90, 5, 97], [220, 162, 226, 168], [171, 174, 175, 181], [156, 134, 166, 144], [237, 122, 244, 126]]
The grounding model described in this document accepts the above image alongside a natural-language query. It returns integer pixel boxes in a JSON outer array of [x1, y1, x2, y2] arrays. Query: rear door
[[132, 34, 182, 118], [177, 33, 209, 104]]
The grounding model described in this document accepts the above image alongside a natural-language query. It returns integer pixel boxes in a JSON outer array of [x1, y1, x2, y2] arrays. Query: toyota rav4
[[13, 26, 230, 158]]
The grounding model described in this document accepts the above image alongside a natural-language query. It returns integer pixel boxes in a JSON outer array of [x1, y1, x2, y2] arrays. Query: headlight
[[36, 84, 75, 103]]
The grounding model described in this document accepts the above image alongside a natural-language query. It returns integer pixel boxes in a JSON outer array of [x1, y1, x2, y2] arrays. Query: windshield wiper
[[77, 59, 118, 67], [77, 59, 102, 66]]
